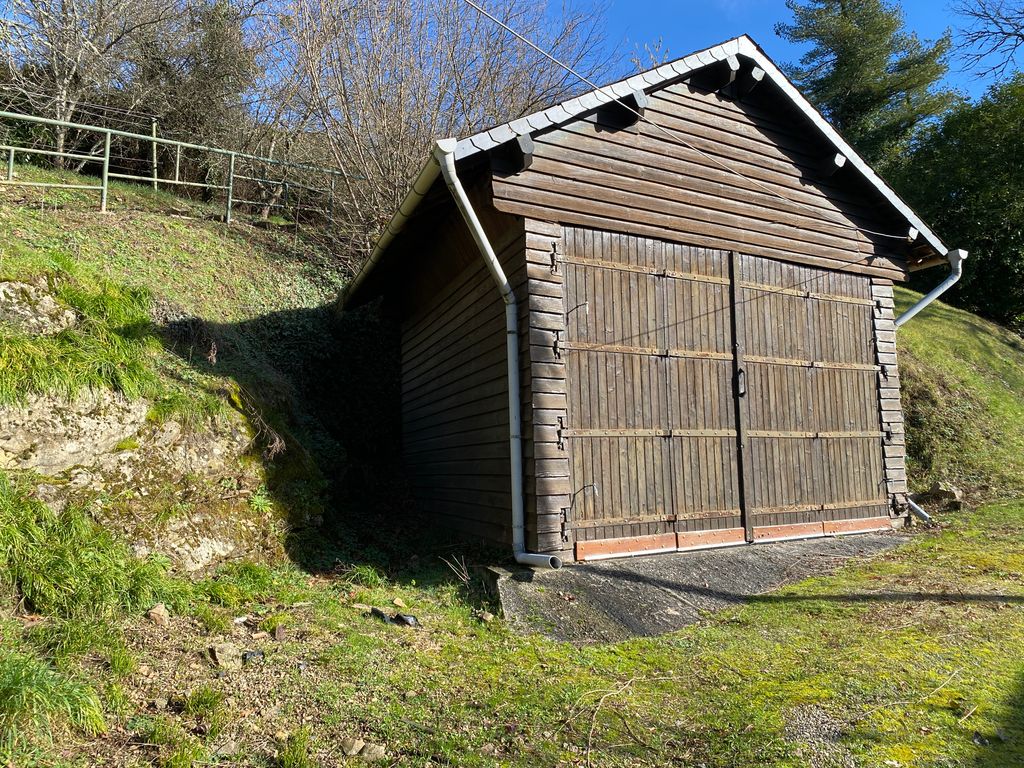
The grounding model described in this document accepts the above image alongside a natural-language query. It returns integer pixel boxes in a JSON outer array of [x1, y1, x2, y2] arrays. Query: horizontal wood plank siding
[[523, 218, 571, 554], [400, 216, 526, 546], [872, 279, 908, 509], [492, 80, 910, 281]]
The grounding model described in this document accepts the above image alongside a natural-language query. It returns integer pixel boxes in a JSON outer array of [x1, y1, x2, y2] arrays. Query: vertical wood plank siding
[[561, 227, 742, 543], [736, 254, 890, 529], [558, 225, 895, 554], [400, 225, 526, 545], [491, 80, 910, 281]]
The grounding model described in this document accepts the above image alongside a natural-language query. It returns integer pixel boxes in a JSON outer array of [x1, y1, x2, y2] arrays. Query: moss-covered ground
[[5, 493, 1021, 767]]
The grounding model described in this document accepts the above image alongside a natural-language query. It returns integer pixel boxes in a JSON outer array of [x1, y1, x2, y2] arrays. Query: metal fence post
[[6, 148, 13, 181], [174, 145, 181, 183], [100, 131, 111, 212], [225, 153, 235, 224], [151, 118, 158, 190]]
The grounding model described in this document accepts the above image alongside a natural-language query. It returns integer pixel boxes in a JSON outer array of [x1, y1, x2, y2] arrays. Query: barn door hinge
[[559, 506, 572, 543], [874, 298, 885, 318], [883, 426, 893, 445], [556, 416, 566, 450], [553, 329, 562, 359], [550, 241, 560, 274]]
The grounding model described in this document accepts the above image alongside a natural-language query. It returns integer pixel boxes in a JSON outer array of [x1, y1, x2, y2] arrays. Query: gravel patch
[[495, 533, 906, 644]]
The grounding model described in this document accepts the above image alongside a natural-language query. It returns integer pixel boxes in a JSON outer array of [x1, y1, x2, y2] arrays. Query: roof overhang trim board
[[344, 34, 947, 306]]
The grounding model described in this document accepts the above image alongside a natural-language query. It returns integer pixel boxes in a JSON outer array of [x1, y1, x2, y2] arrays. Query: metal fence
[[0, 110, 347, 225]]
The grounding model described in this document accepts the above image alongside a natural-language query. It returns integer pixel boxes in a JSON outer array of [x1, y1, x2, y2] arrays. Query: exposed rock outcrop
[[0, 279, 77, 335], [1, 388, 281, 572], [0, 390, 149, 474]]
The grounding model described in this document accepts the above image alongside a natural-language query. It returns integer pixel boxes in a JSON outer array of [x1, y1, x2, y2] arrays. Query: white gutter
[[433, 138, 562, 570], [895, 249, 968, 328]]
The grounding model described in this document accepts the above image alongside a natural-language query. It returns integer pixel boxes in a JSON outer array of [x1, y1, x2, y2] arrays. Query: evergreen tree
[[890, 75, 1024, 329], [776, 0, 956, 165]]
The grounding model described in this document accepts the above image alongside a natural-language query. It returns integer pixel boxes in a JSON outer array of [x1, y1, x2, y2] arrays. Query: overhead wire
[[459, 0, 914, 245]]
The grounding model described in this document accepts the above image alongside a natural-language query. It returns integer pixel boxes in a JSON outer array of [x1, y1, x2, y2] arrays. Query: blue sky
[[601, 0, 998, 99]]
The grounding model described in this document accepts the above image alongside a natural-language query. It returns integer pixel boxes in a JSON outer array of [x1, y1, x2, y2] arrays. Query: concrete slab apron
[[495, 533, 905, 644]]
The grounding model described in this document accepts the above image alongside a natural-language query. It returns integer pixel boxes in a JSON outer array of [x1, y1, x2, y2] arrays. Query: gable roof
[[344, 35, 947, 306]]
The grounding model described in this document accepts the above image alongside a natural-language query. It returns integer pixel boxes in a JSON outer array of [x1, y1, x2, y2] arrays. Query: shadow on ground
[[150, 299, 505, 598]]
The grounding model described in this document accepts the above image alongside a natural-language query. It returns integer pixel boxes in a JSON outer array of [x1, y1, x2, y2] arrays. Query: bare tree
[[0, 0, 175, 165], [958, 0, 1024, 76], [280, 0, 616, 259]]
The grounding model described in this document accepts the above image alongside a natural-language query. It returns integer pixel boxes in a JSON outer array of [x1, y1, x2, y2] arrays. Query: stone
[[213, 739, 238, 757], [209, 643, 242, 670], [479, 611, 495, 623], [273, 624, 286, 641], [341, 737, 365, 757], [150, 696, 168, 711], [360, 743, 386, 760], [0, 281, 77, 336], [393, 597, 407, 608], [146, 603, 170, 627]]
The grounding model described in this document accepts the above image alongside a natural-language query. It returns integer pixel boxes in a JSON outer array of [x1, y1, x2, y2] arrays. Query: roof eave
[[341, 155, 441, 307], [345, 34, 948, 303]]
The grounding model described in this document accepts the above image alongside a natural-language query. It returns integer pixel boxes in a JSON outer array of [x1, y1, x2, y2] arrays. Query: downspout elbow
[[895, 248, 967, 328]]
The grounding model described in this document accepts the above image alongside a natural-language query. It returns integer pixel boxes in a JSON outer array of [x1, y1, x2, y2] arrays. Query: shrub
[[277, 727, 316, 768]]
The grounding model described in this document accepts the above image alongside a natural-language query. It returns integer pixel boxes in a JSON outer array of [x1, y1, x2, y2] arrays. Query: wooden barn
[[342, 36, 962, 567]]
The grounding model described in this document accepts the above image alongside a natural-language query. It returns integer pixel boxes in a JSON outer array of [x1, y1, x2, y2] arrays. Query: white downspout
[[433, 138, 562, 570], [906, 498, 933, 524], [895, 249, 968, 328]]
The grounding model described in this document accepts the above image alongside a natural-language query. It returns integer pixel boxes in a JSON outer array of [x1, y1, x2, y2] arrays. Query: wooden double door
[[560, 226, 891, 559]]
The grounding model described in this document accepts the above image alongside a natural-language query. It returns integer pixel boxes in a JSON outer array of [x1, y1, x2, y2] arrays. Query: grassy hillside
[[896, 286, 1024, 498], [0, 165, 351, 498]]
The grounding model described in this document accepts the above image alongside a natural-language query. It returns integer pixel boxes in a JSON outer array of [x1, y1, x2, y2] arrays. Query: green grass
[[134, 715, 208, 768], [897, 287, 1024, 496], [0, 647, 104, 752], [0, 473, 179, 620], [0, 163, 344, 324], [276, 728, 316, 768]]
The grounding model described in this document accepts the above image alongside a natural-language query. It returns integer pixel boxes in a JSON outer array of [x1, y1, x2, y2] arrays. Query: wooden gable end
[[489, 77, 914, 282]]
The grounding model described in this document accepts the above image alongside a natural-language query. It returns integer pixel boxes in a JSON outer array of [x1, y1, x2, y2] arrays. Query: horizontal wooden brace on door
[[746, 430, 885, 439], [559, 256, 875, 308], [576, 528, 749, 561], [744, 355, 879, 371], [753, 517, 893, 543], [749, 498, 889, 516], [559, 255, 730, 285], [736, 281, 876, 307], [560, 428, 737, 438], [561, 341, 732, 360], [570, 508, 742, 529]]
